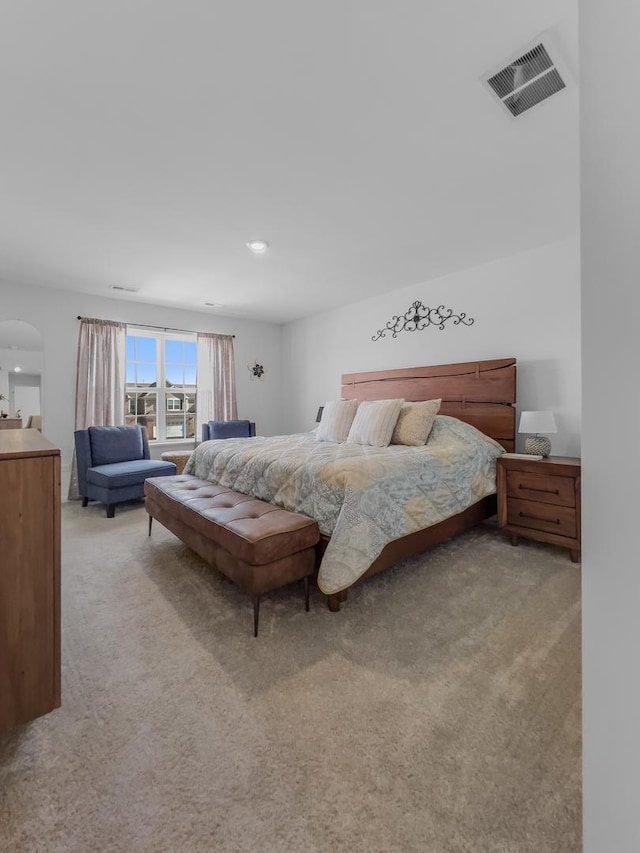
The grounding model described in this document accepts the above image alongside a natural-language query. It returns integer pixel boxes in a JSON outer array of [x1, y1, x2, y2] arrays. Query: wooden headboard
[[341, 357, 517, 451]]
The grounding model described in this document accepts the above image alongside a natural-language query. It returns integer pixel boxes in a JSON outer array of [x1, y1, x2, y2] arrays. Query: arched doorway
[[0, 320, 43, 428]]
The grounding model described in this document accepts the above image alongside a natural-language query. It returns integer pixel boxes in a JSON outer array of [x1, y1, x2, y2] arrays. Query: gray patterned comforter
[[184, 416, 503, 594]]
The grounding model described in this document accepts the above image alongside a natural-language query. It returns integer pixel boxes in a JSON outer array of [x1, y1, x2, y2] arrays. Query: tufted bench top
[[144, 474, 319, 565]]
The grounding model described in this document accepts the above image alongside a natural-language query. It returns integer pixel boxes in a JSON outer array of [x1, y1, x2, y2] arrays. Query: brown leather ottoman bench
[[144, 475, 320, 636]]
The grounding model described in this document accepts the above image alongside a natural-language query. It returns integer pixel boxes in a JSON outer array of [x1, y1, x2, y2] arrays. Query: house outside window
[[125, 329, 197, 441]]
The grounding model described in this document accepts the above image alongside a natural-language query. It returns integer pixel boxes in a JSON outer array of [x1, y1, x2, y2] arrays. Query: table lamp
[[518, 410, 557, 457]]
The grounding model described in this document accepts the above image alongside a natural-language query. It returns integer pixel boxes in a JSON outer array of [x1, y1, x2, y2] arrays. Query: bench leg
[[82, 496, 88, 507], [106, 504, 115, 519], [253, 595, 260, 638], [304, 575, 310, 612], [148, 514, 153, 536], [327, 589, 349, 612]]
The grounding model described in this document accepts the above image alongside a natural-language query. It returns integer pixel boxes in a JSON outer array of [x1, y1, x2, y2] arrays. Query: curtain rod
[[76, 316, 235, 338]]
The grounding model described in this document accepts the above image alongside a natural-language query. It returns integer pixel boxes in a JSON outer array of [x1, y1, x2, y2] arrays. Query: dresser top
[[0, 428, 60, 459], [498, 454, 580, 476]]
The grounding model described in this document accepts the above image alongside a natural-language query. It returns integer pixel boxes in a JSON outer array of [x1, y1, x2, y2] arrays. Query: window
[[125, 329, 197, 441]]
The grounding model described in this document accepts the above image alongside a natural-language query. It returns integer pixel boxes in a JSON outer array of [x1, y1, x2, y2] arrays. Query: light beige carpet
[[0, 501, 581, 853]]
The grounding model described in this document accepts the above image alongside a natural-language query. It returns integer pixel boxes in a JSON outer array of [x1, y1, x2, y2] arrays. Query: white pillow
[[391, 399, 441, 446], [316, 399, 359, 442], [346, 399, 404, 447]]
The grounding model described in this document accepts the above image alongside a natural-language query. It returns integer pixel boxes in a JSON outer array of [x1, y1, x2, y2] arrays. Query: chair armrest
[[141, 425, 151, 459], [74, 429, 92, 495]]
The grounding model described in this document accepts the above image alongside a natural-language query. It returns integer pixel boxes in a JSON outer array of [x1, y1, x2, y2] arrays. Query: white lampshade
[[518, 410, 557, 435]]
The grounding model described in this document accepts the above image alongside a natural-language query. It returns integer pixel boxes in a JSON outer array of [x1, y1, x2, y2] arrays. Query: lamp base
[[525, 435, 551, 457]]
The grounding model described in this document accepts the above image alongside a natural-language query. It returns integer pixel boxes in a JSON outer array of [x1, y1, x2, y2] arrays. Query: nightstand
[[497, 455, 581, 562]]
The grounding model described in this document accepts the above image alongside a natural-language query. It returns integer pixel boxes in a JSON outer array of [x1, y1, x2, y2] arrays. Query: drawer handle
[[519, 511, 560, 525], [518, 484, 560, 495]]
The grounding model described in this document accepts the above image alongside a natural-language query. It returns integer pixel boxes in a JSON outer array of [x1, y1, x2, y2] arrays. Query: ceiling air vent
[[110, 285, 139, 293], [482, 35, 570, 118]]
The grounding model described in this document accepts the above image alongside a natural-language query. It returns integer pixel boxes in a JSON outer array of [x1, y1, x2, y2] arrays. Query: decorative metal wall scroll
[[248, 361, 266, 380], [372, 300, 474, 341]]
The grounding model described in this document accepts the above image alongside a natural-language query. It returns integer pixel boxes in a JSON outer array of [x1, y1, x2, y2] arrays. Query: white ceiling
[[0, 1, 579, 324]]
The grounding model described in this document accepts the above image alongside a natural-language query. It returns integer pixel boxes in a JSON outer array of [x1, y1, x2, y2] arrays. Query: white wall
[[10, 375, 41, 420], [581, 2, 640, 851], [0, 363, 8, 411], [282, 237, 581, 455], [0, 281, 284, 471]]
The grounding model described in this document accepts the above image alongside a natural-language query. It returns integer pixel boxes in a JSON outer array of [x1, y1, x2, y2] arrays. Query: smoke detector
[[481, 34, 571, 119]]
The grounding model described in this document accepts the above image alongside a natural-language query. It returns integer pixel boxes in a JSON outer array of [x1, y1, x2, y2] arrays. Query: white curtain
[[196, 333, 237, 439], [68, 318, 126, 499]]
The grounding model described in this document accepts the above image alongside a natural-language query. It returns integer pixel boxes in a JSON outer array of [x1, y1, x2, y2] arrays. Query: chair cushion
[[89, 425, 144, 466], [206, 420, 254, 440], [87, 459, 176, 489]]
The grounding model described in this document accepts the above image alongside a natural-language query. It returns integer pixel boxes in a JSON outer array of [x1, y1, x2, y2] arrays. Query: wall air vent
[[110, 285, 140, 293], [482, 35, 571, 118]]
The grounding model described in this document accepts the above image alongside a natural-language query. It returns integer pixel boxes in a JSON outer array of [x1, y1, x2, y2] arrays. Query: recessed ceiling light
[[246, 239, 269, 254], [14, 366, 21, 372]]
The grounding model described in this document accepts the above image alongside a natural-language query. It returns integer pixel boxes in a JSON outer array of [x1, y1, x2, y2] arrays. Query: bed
[[185, 357, 516, 610]]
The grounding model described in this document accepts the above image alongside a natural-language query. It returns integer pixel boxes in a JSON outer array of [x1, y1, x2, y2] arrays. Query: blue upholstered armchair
[[201, 419, 256, 442], [74, 425, 177, 517]]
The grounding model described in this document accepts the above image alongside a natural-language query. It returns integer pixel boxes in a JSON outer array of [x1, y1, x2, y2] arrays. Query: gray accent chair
[[201, 419, 256, 442], [74, 424, 176, 517]]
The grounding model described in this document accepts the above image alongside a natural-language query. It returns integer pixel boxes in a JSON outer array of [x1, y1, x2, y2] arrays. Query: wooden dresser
[[497, 455, 581, 562], [0, 418, 23, 430], [0, 429, 61, 731]]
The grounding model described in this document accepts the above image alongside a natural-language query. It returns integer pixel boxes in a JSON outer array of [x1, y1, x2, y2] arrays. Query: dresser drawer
[[506, 470, 576, 507], [507, 498, 577, 538]]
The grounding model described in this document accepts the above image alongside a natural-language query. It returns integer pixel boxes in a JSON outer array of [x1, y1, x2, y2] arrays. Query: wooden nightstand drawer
[[506, 470, 576, 507], [507, 498, 577, 538]]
